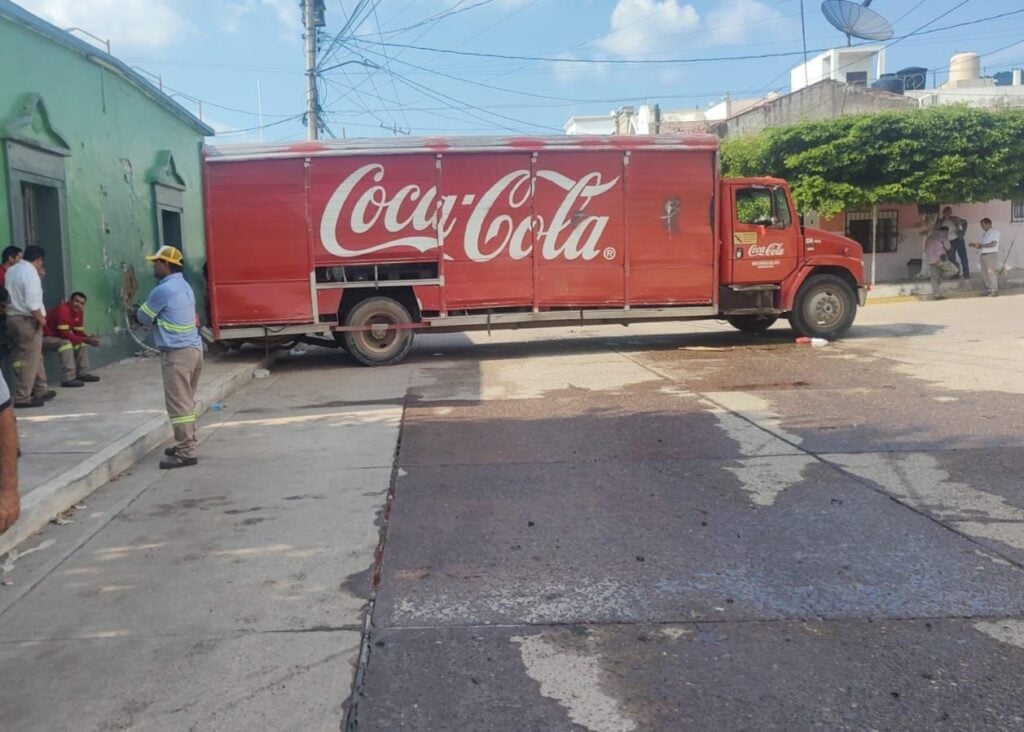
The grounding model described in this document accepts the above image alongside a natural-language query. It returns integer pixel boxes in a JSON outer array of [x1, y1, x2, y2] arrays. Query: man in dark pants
[[938, 207, 969, 279]]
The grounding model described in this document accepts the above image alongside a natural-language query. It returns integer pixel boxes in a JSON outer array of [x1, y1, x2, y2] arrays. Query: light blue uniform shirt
[[137, 273, 202, 351]]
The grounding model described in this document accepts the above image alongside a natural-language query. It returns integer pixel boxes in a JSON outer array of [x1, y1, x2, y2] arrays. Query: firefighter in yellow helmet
[[136, 246, 203, 469]]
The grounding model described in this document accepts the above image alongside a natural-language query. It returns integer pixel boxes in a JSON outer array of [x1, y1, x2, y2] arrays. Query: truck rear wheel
[[788, 274, 857, 339], [343, 297, 414, 366], [726, 314, 778, 333]]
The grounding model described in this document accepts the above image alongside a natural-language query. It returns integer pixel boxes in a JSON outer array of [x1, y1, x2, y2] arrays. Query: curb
[[0, 352, 280, 556], [865, 295, 918, 305]]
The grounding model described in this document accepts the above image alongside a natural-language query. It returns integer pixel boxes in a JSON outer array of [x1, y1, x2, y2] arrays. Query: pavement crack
[[375, 611, 1024, 633], [343, 394, 409, 732]]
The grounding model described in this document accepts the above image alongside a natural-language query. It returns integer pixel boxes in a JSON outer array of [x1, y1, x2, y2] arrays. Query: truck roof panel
[[204, 134, 720, 162]]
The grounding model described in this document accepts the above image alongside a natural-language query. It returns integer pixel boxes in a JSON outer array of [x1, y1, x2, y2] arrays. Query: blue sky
[[17, 0, 1024, 142]]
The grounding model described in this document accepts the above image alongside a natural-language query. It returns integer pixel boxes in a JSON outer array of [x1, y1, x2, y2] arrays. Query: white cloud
[[593, 0, 789, 59], [19, 0, 191, 51], [551, 52, 612, 84], [595, 0, 700, 58], [224, 0, 302, 35], [704, 0, 790, 46]]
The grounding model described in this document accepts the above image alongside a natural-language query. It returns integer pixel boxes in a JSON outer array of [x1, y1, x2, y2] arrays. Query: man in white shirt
[[6, 246, 55, 408], [970, 218, 1000, 297]]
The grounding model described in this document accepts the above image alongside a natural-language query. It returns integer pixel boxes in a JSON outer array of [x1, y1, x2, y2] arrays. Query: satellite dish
[[821, 0, 894, 45]]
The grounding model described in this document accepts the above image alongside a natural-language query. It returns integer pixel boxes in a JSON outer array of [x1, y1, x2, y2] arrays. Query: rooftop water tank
[[896, 66, 928, 90], [948, 52, 981, 85], [872, 74, 905, 94]]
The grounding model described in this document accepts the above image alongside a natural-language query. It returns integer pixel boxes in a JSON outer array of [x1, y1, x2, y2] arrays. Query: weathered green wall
[[0, 16, 207, 365]]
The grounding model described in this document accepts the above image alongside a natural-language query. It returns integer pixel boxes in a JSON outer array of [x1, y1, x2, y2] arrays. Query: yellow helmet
[[145, 246, 184, 266]]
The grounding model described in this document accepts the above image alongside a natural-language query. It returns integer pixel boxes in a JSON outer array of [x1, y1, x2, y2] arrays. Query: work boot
[[159, 454, 198, 470], [14, 397, 45, 409], [38, 390, 57, 402], [61, 379, 85, 388], [78, 373, 100, 383]]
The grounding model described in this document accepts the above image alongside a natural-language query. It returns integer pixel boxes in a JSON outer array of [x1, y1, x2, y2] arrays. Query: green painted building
[[0, 0, 213, 366]]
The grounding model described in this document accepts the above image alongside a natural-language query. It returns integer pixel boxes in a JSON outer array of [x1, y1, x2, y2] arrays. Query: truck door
[[725, 184, 800, 284]]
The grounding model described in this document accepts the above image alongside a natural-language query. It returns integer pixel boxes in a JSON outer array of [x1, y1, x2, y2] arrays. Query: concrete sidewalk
[[868, 268, 1024, 302], [1, 347, 276, 555]]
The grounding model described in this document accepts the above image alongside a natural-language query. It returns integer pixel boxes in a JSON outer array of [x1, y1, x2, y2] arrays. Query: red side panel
[[533, 151, 625, 307], [309, 154, 439, 266], [440, 153, 534, 309], [205, 159, 312, 325], [625, 151, 716, 305]]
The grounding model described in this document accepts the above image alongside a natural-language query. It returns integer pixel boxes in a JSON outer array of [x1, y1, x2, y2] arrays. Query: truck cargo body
[[203, 135, 865, 365]]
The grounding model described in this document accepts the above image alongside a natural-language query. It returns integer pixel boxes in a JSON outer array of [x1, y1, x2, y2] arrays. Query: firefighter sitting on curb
[[42, 291, 101, 387], [136, 246, 203, 470]]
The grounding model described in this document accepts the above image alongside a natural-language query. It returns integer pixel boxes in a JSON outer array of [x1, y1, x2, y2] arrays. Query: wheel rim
[[806, 287, 845, 328], [352, 313, 400, 354]]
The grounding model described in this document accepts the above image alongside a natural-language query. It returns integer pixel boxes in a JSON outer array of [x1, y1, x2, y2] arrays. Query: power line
[[359, 41, 827, 66], [370, 0, 409, 133], [375, 64, 562, 133], [319, 2, 492, 131], [318, 0, 373, 71], [355, 5, 1022, 67], [891, 0, 931, 28], [366, 0, 499, 38], [213, 114, 305, 137], [752, 0, 991, 95]]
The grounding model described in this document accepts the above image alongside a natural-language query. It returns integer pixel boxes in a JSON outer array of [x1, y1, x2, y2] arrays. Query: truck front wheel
[[343, 297, 414, 366], [788, 274, 857, 339], [726, 314, 778, 333]]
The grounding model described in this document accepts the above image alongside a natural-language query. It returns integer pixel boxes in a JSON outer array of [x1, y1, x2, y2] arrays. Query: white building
[[790, 45, 887, 92], [906, 53, 1024, 109], [562, 114, 615, 135], [564, 95, 767, 136]]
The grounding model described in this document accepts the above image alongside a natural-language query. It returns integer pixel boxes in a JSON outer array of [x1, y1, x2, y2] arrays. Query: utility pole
[[303, 0, 325, 141]]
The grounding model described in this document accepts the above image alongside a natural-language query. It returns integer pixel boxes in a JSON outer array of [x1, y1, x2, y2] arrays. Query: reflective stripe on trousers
[[161, 347, 203, 459]]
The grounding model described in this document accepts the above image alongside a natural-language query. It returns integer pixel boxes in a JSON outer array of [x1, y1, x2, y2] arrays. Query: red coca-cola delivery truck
[[202, 135, 865, 365]]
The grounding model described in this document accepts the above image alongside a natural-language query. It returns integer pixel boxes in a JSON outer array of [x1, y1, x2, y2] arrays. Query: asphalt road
[[2, 294, 1024, 730]]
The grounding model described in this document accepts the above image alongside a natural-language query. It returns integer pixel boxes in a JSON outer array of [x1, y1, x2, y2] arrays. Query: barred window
[[845, 210, 899, 253], [1012, 200, 1024, 223]]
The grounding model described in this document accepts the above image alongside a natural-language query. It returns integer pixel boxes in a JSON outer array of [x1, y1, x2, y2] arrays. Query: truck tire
[[788, 274, 857, 339], [726, 314, 778, 333], [343, 297, 414, 366]]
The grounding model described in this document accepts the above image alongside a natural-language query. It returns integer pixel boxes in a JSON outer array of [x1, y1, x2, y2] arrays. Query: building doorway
[[19, 180, 68, 307], [5, 140, 70, 310]]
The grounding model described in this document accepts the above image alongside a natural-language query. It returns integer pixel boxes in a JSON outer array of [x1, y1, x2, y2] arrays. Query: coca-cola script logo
[[748, 242, 785, 257], [319, 164, 620, 262]]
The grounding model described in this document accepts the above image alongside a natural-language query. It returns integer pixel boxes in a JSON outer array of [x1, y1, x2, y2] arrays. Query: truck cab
[[719, 177, 866, 338]]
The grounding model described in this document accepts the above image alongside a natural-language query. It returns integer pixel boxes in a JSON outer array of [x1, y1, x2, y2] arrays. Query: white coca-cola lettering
[[321, 164, 441, 257], [464, 170, 533, 262], [537, 171, 618, 261], [748, 242, 785, 257], [318, 164, 620, 262]]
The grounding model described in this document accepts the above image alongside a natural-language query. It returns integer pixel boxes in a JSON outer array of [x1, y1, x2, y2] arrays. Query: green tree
[[721, 107, 1024, 216]]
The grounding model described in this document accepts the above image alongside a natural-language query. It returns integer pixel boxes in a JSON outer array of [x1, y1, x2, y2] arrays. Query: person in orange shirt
[[42, 292, 101, 387]]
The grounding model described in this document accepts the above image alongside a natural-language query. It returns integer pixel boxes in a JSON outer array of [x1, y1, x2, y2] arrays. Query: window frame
[[845, 210, 899, 253], [735, 186, 792, 230]]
